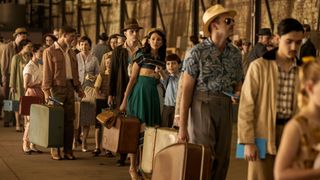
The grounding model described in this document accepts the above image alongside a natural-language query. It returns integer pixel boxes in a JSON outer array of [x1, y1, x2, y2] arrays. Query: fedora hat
[[202, 4, 236, 37], [257, 28, 272, 36], [122, 18, 143, 32], [13, 27, 28, 37]]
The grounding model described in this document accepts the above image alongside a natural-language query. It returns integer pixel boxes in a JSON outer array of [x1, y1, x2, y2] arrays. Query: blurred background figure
[[299, 24, 317, 62], [43, 33, 57, 48], [241, 40, 251, 77], [92, 33, 109, 64], [247, 28, 272, 64]]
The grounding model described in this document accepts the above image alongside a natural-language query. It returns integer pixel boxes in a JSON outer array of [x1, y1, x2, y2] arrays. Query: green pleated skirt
[[126, 76, 161, 126]]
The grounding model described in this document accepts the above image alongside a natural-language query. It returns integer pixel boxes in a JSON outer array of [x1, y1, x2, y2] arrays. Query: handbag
[[96, 108, 120, 129]]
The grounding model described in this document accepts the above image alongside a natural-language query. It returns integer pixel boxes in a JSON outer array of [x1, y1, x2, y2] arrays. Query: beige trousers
[[247, 125, 284, 180]]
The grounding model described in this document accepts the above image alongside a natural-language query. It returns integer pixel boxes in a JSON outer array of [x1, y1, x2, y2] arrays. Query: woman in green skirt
[[120, 28, 166, 179]]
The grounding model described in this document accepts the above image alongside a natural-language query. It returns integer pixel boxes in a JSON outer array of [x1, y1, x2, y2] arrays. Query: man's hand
[[108, 96, 114, 107], [231, 91, 241, 104], [244, 144, 259, 161], [10, 87, 16, 94]]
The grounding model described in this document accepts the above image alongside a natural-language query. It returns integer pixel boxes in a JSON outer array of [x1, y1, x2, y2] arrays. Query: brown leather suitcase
[[141, 127, 178, 174], [152, 143, 212, 180], [19, 96, 42, 115], [103, 115, 140, 153]]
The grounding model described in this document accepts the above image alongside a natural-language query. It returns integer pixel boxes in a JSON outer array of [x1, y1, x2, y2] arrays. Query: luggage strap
[[200, 145, 205, 180]]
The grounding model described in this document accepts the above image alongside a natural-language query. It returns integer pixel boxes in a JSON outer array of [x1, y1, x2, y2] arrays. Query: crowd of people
[[1, 3, 320, 180]]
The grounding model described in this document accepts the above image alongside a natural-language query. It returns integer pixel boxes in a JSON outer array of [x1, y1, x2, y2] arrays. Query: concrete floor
[[0, 119, 247, 180]]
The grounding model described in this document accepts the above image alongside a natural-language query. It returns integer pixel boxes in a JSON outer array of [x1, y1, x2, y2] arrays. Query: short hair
[[32, 44, 42, 53], [166, 54, 181, 64], [189, 35, 199, 45], [19, 39, 31, 50], [303, 24, 311, 32], [79, 36, 92, 47], [58, 26, 76, 37], [277, 18, 304, 36]]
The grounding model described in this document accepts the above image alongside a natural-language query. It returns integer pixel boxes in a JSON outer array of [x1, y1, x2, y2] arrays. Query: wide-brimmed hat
[[257, 28, 272, 36], [122, 18, 143, 32], [13, 27, 28, 37], [202, 4, 236, 37]]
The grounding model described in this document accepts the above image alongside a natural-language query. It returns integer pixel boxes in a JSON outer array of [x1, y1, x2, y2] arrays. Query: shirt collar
[[54, 41, 69, 53]]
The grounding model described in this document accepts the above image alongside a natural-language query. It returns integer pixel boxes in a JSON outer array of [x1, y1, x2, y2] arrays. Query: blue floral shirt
[[183, 38, 243, 92]]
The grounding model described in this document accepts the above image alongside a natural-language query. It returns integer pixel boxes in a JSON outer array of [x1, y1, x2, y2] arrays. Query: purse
[[96, 108, 120, 129]]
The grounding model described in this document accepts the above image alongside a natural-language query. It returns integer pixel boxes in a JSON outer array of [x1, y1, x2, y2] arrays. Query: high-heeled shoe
[[129, 168, 140, 180]]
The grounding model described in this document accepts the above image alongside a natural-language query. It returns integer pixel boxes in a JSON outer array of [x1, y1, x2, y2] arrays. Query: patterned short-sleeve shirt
[[183, 38, 243, 92]]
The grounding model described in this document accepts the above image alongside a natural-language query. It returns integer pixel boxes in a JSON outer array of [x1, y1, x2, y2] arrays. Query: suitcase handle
[[48, 96, 64, 106]]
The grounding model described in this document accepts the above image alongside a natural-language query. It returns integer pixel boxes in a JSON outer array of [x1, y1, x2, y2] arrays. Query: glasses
[[224, 18, 235, 25]]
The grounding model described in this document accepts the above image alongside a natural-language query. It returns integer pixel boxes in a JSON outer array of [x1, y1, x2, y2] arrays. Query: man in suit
[[299, 24, 317, 62], [247, 28, 272, 64]]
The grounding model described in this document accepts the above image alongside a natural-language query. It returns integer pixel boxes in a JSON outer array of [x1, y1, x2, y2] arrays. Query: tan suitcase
[[102, 115, 140, 153], [152, 143, 212, 180], [141, 127, 178, 174]]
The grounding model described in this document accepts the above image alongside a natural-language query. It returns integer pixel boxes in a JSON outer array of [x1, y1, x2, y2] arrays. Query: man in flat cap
[[247, 28, 272, 64], [108, 18, 142, 166], [178, 4, 243, 179], [1, 27, 28, 127]]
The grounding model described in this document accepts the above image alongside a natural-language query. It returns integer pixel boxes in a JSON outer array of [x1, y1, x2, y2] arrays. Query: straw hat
[[122, 18, 143, 32], [202, 4, 236, 37], [13, 27, 28, 37]]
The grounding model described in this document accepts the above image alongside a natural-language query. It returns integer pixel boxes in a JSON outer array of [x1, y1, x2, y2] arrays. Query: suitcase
[[102, 115, 140, 153], [141, 127, 178, 174], [96, 108, 119, 128], [29, 104, 64, 148], [152, 143, 212, 180], [3, 99, 19, 112], [19, 96, 42, 115]]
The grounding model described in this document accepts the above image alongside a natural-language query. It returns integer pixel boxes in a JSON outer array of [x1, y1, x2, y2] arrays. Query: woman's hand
[[119, 100, 127, 112], [178, 126, 189, 143]]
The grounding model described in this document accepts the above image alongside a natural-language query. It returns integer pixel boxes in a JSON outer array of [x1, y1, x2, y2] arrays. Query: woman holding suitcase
[[22, 44, 45, 154], [120, 28, 166, 179], [9, 39, 33, 132]]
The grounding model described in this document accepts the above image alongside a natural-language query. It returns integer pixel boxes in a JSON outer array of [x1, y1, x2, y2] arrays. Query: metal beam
[[192, 0, 199, 38], [251, 0, 261, 44], [77, 0, 81, 34], [49, 0, 52, 30], [61, 0, 66, 26], [156, 0, 166, 32], [265, 0, 274, 33], [151, 0, 157, 27], [200, 0, 206, 12], [96, 0, 101, 43], [120, 0, 125, 32]]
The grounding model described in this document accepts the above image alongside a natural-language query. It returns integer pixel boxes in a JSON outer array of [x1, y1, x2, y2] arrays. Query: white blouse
[[23, 60, 42, 86]]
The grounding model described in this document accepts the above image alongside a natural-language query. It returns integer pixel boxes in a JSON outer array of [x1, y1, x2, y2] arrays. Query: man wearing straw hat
[[178, 4, 243, 179], [108, 18, 142, 166]]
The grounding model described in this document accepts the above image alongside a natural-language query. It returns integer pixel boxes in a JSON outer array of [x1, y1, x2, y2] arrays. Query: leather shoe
[[64, 154, 76, 160], [92, 148, 101, 156], [51, 154, 62, 160]]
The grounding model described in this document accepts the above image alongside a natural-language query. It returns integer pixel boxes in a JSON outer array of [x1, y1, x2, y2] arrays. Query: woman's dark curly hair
[[142, 29, 167, 61], [18, 39, 32, 52]]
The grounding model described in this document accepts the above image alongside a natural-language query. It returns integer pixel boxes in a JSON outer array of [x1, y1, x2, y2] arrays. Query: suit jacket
[[247, 42, 268, 64], [0, 41, 18, 84], [108, 45, 129, 107], [299, 38, 316, 60], [42, 43, 82, 94]]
